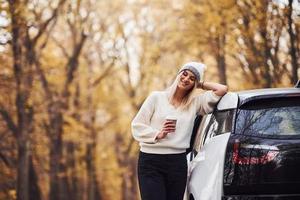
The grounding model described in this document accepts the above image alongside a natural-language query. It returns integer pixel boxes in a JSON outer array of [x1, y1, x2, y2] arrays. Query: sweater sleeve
[[196, 91, 222, 116], [131, 92, 160, 144]]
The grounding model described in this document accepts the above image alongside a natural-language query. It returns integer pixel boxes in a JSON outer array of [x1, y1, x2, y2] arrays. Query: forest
[[0, 0, 299, 200]]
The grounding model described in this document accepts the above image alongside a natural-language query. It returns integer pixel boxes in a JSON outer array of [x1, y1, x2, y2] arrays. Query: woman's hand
[[156, 120, 176, 140]]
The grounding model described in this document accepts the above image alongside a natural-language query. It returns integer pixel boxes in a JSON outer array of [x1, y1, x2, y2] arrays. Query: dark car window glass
[[203, 110, 234, 144], [236, 97, 300, 136]]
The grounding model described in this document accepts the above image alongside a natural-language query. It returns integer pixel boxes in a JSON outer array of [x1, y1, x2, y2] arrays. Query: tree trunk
[[83, 62, 103, 200], [114, 133, 138, 200], [47, 31, 87, 200], [130, 159, 139, 200], [49, 134, 63, 200], [29, 155, 42, 200], [17, 137, 30, 200], [48, 115, 73, 200], [260, 28, 272, 88], [86, 142, 102, 200], [287, 0, 299, 84], [86, 143, 96, 200], [211, 16, 227, 85], [119, 157, 138, 200], [262, 46, 272, 88], [9, 2, 35, 200], [216, 34, 227, 85], [48, 109, 66, 200], [65, 142, 79, 200]]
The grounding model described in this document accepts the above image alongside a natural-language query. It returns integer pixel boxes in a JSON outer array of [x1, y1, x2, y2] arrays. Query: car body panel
[[189, 133, 231, 200], [217, 92, 238, 111]]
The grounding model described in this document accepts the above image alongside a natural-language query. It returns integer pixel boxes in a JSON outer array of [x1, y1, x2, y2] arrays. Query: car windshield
[[235, 97, 300, 137]]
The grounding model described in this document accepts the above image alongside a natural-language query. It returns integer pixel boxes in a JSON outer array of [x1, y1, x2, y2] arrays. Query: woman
[[131, 62, 228, 200]]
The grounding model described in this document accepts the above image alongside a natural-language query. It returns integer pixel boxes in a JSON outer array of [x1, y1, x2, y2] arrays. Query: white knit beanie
[[178, 61, 206, 82]]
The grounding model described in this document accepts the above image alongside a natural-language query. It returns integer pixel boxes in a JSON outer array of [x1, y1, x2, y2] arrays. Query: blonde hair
[[166, 71, 198, 111]]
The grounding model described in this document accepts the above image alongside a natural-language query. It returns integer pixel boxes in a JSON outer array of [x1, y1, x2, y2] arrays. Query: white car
[[186, 83, 300, 200]]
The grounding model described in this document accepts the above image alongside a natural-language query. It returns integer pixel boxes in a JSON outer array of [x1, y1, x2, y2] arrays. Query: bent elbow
[[222, 85, 228, 94], [215, 85, 228, 96]]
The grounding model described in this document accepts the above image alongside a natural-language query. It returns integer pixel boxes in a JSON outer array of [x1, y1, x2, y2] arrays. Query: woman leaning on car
[[131, 61, 228, 200]]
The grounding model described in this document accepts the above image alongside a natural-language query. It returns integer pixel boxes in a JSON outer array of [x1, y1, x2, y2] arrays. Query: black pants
[[138, 151, 187, 200]]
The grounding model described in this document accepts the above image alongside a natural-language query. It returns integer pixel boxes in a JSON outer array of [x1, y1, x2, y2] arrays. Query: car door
[[188, 110, 234, 200], [223, 96, 300, 198]]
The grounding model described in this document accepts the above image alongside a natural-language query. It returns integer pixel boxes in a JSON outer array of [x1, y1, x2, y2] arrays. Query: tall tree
[[8, 3, 34, 199], [0, 1, 65, 199], [35, 22, 87, 200], [181, 0, 237, 84], [232, 0, 286, 87], [287, 0, 299, 84]]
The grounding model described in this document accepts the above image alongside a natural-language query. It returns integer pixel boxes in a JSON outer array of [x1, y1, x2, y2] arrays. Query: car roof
[[237, 88, 300, 106], [217, 88, 300, 111]]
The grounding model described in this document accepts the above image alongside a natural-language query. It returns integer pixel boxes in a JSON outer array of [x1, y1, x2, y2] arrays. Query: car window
[[193, 110, 234, 154], [236, 97, 300, 137], [203, 110, 234, 145], [193, 114, 212, 154]]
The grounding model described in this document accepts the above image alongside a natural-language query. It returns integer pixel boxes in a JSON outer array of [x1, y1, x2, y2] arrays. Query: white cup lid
[[165, 115, 177, 120]]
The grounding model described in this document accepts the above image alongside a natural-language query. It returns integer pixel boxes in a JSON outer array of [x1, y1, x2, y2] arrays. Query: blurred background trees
[[0, 0, 299, 200]]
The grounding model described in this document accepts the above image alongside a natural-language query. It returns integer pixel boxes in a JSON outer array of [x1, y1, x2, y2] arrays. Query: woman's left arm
[[198, 81, 228, 96]]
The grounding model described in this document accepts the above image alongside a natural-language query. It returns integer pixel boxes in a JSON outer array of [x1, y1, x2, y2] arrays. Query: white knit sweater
[[131, 90, 221, 154]]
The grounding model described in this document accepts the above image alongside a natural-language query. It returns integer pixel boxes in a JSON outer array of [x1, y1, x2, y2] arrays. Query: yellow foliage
[[0, 0, 299, 199]]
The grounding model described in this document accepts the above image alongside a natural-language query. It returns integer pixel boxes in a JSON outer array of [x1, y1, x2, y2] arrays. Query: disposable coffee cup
[[165, 115, 177, 128]]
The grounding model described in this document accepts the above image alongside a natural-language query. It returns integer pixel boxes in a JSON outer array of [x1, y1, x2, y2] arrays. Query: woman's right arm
[[131, 92, 160, 144], [195, 82, 228, 115]]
